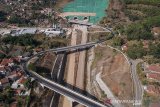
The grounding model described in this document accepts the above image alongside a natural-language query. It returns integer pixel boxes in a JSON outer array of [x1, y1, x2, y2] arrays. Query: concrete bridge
[[59, 12, 96, 17]]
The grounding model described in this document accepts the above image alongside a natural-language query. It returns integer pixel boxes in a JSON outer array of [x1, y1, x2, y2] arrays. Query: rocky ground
[[92, 45, 133, 107]]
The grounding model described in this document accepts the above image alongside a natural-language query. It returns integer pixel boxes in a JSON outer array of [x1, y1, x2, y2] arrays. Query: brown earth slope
[[93, 46, 133, 107]]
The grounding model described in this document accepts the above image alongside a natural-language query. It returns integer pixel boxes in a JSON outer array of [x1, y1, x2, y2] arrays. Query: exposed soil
[[92, 46, 133, 107], [37, 52, 56, 71], [54, 0, 73, 10], [104, 0, 131, 27], [29, 82, 50, 107]]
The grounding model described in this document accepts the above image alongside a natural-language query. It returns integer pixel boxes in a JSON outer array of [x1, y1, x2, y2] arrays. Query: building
[[0, 58, 14, 66], [147, 65, 160, 73], [121, 44, 128, 52], [146, 73, 160, 82], [11, 76, 27, 89], [44, 28, 63, 37], [0, 78, 10, 88], [10, 101, 18, 107], [144, 85, 160, 96], [7, 71, 22, 81], [0, 29, 11, 36], [0, 67, 6, 75], [149, 102, 160, 107], [151, 27, 160, 36], [142, 40, 149, 49], [10, 28, 37, 36]]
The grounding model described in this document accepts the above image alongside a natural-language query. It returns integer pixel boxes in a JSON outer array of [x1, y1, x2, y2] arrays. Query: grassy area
[[28, 63, 36, 71], [124, 0, 160, 6], [91, 47, 103, 69], [136, 62, 145, 81], [108, 0, 160, 62]]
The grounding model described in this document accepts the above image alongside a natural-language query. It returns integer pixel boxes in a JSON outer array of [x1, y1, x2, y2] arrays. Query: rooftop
[[0, 58, 13, 66], [0, 78, 9, 84], [145, 85, 160, 95], [147, 65, 160, 73], [147, 73, 160, 81], [152, 27, 160, 35]]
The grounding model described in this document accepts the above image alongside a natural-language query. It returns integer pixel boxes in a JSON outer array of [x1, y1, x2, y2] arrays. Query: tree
[[0, 53, 6, 59], [126, 24, 153, 40], [2, 34, 42, 46], [149, 43, 160, 58], [23, 79, 31, 89], [0, 11, 7, 22], [112, 37, 124, 46], [127, 43, 146, 59]]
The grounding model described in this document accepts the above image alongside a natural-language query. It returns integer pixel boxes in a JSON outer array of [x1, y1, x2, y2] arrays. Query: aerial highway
[[50, 54, 66, 107], [24, 41, 113, 107], [23, 24, 117, 107], [23, 23, 143, 106]]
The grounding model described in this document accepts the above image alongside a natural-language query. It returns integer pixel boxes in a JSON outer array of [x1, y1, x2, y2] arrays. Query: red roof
[[12, 57, 20, 62], [0, 67, 5, 71], [8, 71, 17, 76], [147, 73, 160, 81], [35, 48, 43, 52], [146, 85, 160, 95], [0, 58, 13, 66], [18, 77, 27, 84], [0, 50, 7, 55], [152, 27, 160, 34], [150, 102, 160, 107], [0, 78, 9, 84], [10, 101, 18, 107], [148, 65, 160, 73], [122, 44, 128, 51]]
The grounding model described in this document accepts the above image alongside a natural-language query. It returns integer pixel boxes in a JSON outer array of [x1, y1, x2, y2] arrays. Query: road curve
[[130, 60, 143, 107], [24, 26, 116, 107], [24, 42, 113, 107]]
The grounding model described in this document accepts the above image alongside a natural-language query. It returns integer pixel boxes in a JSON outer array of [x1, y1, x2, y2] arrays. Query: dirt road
[[62, 25, 78, 107], [74, 25, 88, 107], [75, 25, 88, 90]]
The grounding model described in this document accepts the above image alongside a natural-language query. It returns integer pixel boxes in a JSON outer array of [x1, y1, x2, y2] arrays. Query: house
[[7, 71, 22, 81], [121, 44, 128, 52], [22, 52, 32, 58], [142, 40, 149, 49], [0, 67, 6, 75], [10, 101, 18, 107], [151, 27, 160, 36], [15, 89, 30, 96], [10, 28, 37, 36], [41, 8, 52, 15], [0, 78, 10, 88], [146, 73, 160, 82], [144, 85, 160, 96], [44, 28, 62, 37], [12, 57, 21, 63], [149, 102, 160, 107], [34, 48, 43, 53], [11, 76, 27, 89], [18, 76, 27, 84], [147, 65, 160, 73], [0, 58, 14, 66]]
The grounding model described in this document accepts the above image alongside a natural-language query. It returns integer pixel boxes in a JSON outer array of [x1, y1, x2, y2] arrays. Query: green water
[[63, 0, 109, 23]]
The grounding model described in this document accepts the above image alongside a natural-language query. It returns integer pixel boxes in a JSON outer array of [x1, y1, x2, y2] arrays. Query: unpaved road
[[75, 25, 88, 90], [62, 25, 78, 107]]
